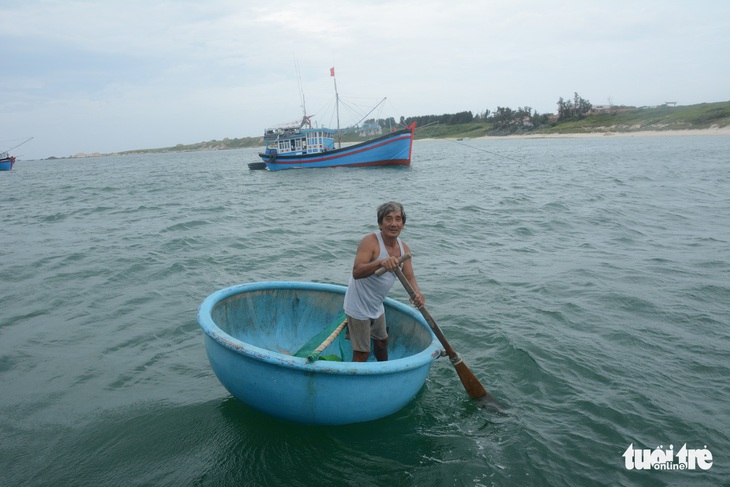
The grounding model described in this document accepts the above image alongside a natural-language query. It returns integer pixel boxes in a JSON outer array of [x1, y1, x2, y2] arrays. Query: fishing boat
[[0, 153, 15, 171], [197, 281, 442, 425], [251, 68, 416, 171], [0, 137, 33, 171], [255, 121, 416, 171]]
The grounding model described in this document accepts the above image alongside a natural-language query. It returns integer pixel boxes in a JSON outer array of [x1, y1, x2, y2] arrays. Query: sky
[[2, 0, 729, 160]]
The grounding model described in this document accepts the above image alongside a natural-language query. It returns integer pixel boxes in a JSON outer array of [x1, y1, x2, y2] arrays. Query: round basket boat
[[197, 281, 442, 425]]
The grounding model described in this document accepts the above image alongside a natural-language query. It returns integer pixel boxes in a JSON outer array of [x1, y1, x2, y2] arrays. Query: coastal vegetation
[[115, 99, 730, 156]]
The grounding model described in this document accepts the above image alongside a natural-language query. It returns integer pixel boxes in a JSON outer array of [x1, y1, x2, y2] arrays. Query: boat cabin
[[263, 126, 336, 156]]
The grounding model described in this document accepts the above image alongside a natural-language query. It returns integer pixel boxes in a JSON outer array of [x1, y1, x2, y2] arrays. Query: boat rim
[[197, 281, 442, 374]]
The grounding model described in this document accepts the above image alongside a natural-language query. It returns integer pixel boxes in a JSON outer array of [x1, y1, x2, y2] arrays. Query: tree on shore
[[557, 92, 593, 121], [402, 111, 475, 127], [379, 92, 591, 135], [488, 106, 551, 134]]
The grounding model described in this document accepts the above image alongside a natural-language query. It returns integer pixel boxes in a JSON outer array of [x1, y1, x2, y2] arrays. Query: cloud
[[2, 0, 729, 159]]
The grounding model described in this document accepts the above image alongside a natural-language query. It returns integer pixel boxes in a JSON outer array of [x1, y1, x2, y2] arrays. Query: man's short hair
[[377, 201, 406, 225]]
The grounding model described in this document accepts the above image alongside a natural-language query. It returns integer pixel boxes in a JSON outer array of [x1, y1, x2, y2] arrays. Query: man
[[343, 201, 425, 362]]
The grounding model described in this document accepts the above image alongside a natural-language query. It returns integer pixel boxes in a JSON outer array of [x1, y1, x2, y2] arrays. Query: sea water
[[1, 136, 728, 486]]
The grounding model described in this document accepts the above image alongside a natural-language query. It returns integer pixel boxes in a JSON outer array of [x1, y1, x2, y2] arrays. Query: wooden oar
[[294, 313, 346, 358], [391, 266, 495, 402], [306, 320, 347, 363], [393, 266, 493, 401]]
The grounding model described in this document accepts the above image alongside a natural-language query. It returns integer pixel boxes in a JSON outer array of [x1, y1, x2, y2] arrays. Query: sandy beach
[[464, 126, 730, 141]]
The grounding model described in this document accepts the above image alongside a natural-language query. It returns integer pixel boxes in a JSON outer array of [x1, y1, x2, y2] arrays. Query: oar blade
[[452, 360, 489, 400]]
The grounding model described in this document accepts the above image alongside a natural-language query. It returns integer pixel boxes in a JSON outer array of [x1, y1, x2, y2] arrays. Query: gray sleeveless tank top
[[343, 232, 404, 320]]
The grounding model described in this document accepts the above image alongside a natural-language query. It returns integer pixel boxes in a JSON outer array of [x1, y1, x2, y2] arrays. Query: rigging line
[[445, 138, 525, 164], [332, 97, 384, 129], [414, 121, 440, 137], [351, 97, 387, 128], [294, 58, 306, 119], [3, 137, 34, 152]]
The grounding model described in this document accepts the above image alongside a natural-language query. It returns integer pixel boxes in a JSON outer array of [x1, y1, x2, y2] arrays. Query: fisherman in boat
[[343, 202, 425, 362]]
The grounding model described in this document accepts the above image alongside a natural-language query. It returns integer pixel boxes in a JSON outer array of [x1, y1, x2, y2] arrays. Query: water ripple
[[1, 138, 729, 485]]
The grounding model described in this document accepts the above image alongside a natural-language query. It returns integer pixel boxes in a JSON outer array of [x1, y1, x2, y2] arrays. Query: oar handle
[[374, 252, 412, 277]]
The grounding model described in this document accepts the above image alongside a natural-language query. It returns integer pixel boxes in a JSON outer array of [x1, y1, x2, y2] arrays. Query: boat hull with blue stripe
[[258, 124, 416, 171], [1, 138, 32, 171], [0, 155, 16, 171], [197, 281, 442, 425]]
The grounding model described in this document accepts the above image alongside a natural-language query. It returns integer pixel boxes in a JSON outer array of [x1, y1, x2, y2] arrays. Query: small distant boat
[[251, 68, 416, 171], [0, 153, 15, 171], [197, 281, 442, 425], [0, 137, 33, 171]]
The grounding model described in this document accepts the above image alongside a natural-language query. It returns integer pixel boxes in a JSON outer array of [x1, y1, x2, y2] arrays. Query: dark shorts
[[345, 314, 388, 352]]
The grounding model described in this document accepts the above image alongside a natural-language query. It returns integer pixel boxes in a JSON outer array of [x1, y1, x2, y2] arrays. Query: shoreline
[[454, 126, 730, 141], [33, 127, 730, 160]]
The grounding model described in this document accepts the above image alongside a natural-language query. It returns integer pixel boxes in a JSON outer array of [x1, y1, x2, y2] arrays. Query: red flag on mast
[[330, 67, 335, 77]]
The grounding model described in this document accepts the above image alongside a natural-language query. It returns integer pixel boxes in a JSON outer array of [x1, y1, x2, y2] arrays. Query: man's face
[[379, 210, 404, 237]]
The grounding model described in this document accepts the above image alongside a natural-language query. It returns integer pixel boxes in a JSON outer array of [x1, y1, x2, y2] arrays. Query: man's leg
[[373, 338, 389, 361], [347, 315, 371, 362], [352, 350, 370, 362]]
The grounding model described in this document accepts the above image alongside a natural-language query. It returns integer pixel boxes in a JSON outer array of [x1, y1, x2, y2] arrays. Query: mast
[[295, 59, 311, 129], [331, 67, 341, 149]]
